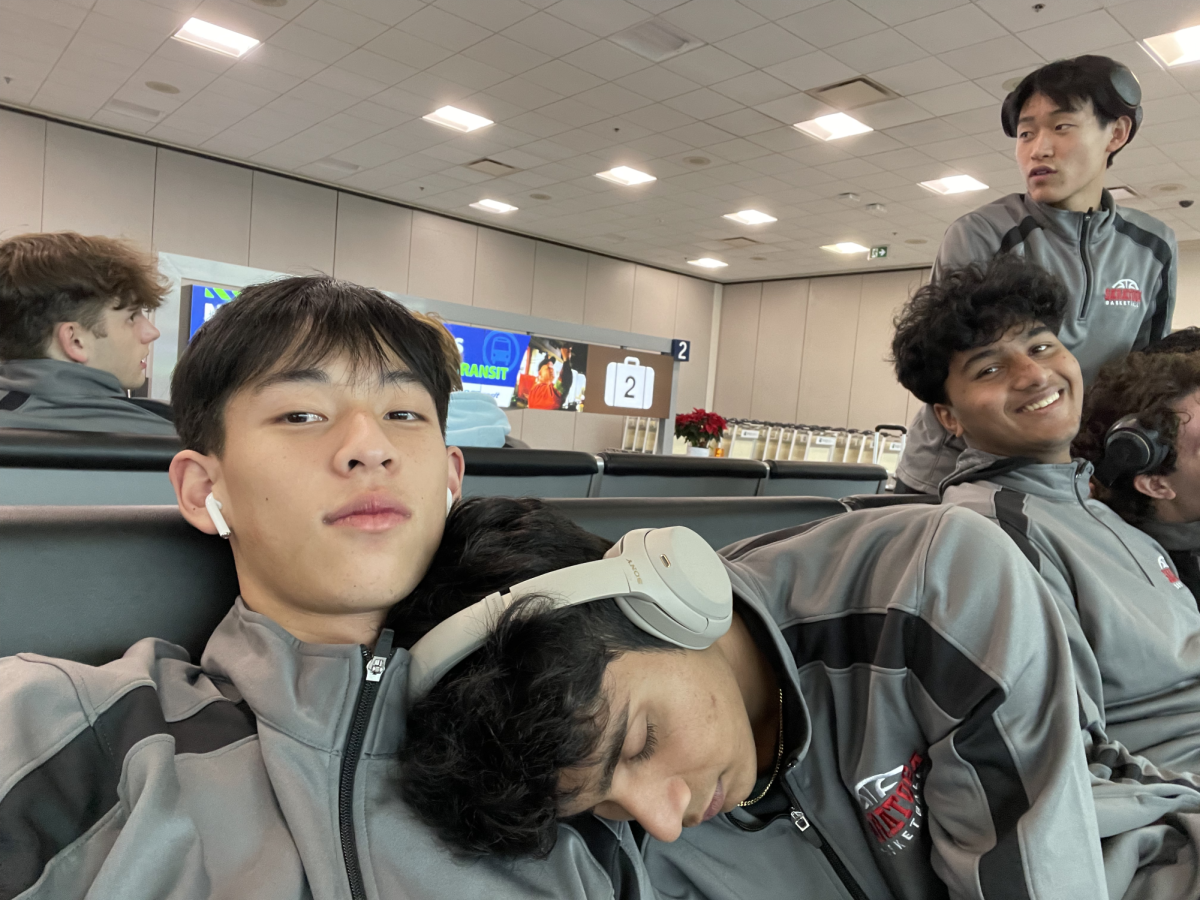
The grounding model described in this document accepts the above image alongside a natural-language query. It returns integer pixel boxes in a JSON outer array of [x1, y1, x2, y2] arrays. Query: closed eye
[[632, 723, 657, 763]]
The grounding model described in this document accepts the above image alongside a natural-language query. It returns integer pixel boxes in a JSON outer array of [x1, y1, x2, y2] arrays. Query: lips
[[701, 778, 726, 822], [1028, 166, 1056, 178], [1017, 389, 1062, 413], [324, 494, 411, 532]]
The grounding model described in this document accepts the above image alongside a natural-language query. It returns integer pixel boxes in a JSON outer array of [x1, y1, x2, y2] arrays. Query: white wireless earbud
[[447, 487, 455, 516], [205, 492, 231, 539]]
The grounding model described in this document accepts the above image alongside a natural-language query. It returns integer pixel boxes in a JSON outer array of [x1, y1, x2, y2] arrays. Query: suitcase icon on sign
[[605, 356, 655, 409]]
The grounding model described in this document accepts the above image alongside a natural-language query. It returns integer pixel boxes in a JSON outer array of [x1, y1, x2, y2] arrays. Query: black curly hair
[[892, 256, 1069, 405], [1145, 327, 1200, 356], [389, 497, 677, 858], [1074, 352, 1200, 523]]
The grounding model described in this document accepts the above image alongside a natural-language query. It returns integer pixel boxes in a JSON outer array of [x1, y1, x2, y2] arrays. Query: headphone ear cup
[[1001, 91, 1020, 138]]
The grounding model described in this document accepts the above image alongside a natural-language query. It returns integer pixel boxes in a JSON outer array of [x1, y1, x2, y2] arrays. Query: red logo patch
[[856, 752, 926, 855], [1159, 555, 1185, 589], [1105, 279, 1142, 306]]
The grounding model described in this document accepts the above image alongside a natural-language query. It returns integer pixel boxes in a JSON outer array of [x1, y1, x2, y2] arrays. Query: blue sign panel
[[188, 284, 240, 340], [670, 338, 691, 362], [444, 322, 531, 407]]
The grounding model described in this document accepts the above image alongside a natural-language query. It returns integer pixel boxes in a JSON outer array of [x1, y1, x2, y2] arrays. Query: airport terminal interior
[[8, 0, 1200, 898]]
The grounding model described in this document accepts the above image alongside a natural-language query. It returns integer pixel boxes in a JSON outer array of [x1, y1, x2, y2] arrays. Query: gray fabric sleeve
[[932, 214, 1004, 280]]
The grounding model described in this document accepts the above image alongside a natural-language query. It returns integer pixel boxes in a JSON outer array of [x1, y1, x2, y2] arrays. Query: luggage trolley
[[872, 425, 908, 479]]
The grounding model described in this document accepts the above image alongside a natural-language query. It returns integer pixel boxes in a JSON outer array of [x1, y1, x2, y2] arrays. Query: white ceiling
[[3, 0, 1200, 282]]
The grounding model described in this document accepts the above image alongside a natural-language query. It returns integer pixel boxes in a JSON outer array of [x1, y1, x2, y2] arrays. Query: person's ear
[[170, 450, 225, 536], [1133, 472, 1176, 501], [933, 403, 965, 439], [446, 445, 465, 503], [1107, 115, 1133, 155], [54, 322, 90, 364]]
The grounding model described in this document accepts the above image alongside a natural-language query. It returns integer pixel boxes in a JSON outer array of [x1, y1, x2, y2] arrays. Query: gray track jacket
[[0, 599, 640, 900], [642, 503, 1109, 900], [1139, 518, 1200, 603], [0, 359, 175, 436], [897, 190, 1176, 494]]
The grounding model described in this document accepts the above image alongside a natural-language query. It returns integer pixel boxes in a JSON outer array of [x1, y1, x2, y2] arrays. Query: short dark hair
[[392, 497, 675, 858], [0, 232, 168, 361], [1145, 327, 1200, 356], [1010, 56, 1137, 167], [1074, 352, 1200, 523], [892, 257, 1069, 404], [171, 275, 461, 455]]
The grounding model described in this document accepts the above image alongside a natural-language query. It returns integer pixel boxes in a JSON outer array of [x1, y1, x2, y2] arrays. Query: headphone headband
[[406, 526, 732, 704]]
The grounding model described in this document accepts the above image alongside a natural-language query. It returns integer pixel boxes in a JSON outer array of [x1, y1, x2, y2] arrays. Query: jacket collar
[[943, 447, 1091, 503], [1021, 189, 1115, 244], [1138, 518, 1200, 553], [0, 358, 126, 399]]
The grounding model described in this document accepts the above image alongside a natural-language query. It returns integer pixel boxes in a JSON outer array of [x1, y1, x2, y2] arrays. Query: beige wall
[[1175, 240, 1200, 330], [714, 269, 928, 431], [0, 109, 715, 455]]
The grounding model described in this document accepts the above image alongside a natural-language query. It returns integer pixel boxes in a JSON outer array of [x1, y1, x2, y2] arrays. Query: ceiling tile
[[1016, 10, 1131, 59], [614, 64, 696, 101], [663, 87, 743, 119], [754, 93, 835, 125], [484, 74, 564, 109], [897, 6, 1007, 54], [433, 0, 539, 32], [399, 5, 493, 53], [659, 0, 767, 42], [426, 53, 511, 91], [326, 0, 424, 27], [870, 56, 962, 96], [292, 0, 389, 45], [575, 81, 653, 115], [620, 101, 696, 132], [661, 45, 753, 86], [710, 70, 793, 106], [826, 29, 926, 72], [938, 35, 1042, 80], [974, 0, 1099, 32], [778, 1, 886, 49], [461, 33, 552, 75], [544, 0, 649, 37], [884, 116, 964, 146], [502, 11, 595, 56], [1107, 0, 1200, 41], [334, 48, 417, 86], [715, 23, 815, 67], [765, 50, 857, 92], [270, 22, 356, 63], [563, 39, 654, 79], [847, 0, 966, 27], [707, 107, 787, 136], [910, 81, 995, 116]]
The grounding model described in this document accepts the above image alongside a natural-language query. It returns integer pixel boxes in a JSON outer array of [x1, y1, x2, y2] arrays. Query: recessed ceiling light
[[723, 209, 777, 225], [596, 166, 656, 186], [820, 242, 869, 254], [793, 113, 872, 141], [172, 18, 260, 58], [423, 106, 493, 133], [470, 199, 518, 213], [1141, 25, 1200, 67], [687, 257, 728, 268], [103, 99, 162, 122], [1108, 186, 1139, 201], [145, 81, 180, 94], [312, 158, 360, 175], [919, 175, 989, 195]]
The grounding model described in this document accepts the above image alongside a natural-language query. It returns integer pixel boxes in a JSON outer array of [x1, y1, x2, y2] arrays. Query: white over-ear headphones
[[406, 526, 732, 703], [205, 492, 231, 539]]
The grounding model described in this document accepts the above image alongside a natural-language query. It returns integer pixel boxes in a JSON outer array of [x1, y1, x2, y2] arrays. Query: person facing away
[[896, 55, 1176, 495], [0, 231, 175, 435], [892, 256, 1200, 781], [390, 495, 1120, 900], [1075, 350, 1200, 613], [0, 276, 634, 900]]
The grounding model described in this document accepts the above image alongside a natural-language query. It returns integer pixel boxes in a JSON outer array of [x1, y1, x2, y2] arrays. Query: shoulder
[[1113, 206, 1177, 260], [937, 195, 1035, 268]]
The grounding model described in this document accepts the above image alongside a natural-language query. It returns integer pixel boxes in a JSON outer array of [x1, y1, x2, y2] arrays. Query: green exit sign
[[870, 246, 888, 259]]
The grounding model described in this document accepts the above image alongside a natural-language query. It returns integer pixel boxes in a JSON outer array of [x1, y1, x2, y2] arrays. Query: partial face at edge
[[1155, 391, 1200, 522], [557, 644, 760, 843], [208, 352, 462, 621], [936, 323, 1083, 463]]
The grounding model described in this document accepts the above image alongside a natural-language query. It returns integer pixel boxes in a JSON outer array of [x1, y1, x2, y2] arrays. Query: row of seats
[[0, 492, 934, 666], [0, 430, 890, 505]]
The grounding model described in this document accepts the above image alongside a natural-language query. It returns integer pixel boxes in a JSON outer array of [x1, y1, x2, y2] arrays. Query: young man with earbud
[[0, 231, 175, 434], [896, 55, 1177, 496], [0, 276, 640, 899]]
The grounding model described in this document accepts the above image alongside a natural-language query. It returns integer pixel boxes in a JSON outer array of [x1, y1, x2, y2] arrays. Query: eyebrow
[[254, 367, 420, 391], [596, 702, 630, 797]]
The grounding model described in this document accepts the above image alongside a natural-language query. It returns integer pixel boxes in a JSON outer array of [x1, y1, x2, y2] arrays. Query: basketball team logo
[[1105, 279, 1142, 306], [1159, 555, 1185, 589], [855, 752, 927, 856]]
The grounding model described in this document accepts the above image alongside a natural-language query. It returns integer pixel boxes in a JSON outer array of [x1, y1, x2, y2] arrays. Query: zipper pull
[[790, 809, 822, 847], [365, 628, 394, 683]]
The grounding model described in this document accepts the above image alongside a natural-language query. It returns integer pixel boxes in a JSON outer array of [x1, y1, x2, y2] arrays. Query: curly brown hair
[[1074, 351, 1200, 523]]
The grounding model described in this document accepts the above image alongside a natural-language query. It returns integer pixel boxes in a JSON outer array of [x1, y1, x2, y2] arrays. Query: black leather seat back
[[760, 460, 888, 498], [460, 446, 598, 499], [0, 496, 846, 665], [841, 492, 939, 510], [596, 452, 768, 497]]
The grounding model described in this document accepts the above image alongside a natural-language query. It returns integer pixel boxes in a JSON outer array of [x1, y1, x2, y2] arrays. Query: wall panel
[[333, 192, 411, 293], [153, 149, 252, 265], [408, 210, 477, 305], [673, 277, 714, 412], [248, 172, 337, 274], [749, 279, 809, 423], [0, 111, 45, 238], [1176, 240, 1200, 329], [42, 123, 155, 244], [712, 282, 762, 418], [847, 269, 923, 430], [573, 412, 625, 454], [583, 255, 635, 332], [630, 265, 679, 338], [474, 228, 535, 315], [796, 275, 862, 427], [521, 408, 576, 451], [532, 242, 587, 324]]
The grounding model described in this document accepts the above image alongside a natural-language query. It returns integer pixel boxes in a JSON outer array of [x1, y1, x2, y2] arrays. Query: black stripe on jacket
[[784, 610, 1032, 900], [0, 686, 256, 900], [1112, 213, 1174, 344]]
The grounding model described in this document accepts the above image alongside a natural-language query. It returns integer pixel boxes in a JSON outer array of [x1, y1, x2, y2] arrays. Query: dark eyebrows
[[253, 367, 420, 392], [596, 703, 630, 797], [384, 369, 421, 387]]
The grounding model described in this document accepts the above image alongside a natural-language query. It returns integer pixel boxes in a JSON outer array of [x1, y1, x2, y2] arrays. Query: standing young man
[[0, 276, 634, 899], [896, 55, 1176, 494], [0, 232, 174, 435]]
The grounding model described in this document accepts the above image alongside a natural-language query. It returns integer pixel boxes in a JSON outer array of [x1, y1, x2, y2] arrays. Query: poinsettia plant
[[675, 408, 728, 448]]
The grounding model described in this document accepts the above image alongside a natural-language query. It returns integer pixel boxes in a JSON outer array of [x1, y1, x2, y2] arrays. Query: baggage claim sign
[[445, 322, 674, 418]]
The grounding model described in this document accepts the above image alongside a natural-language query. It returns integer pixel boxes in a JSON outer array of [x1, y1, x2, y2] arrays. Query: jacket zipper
[[338, 628, 394, 900], [1078, 211, 1094, 320], [789, 808, 871, 900]]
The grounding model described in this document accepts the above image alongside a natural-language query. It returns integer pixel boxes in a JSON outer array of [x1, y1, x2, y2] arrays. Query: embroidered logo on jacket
[[855, 752, 926, 855], [1104, 279, 1142, 306], [1159, 555, 1185, 589]]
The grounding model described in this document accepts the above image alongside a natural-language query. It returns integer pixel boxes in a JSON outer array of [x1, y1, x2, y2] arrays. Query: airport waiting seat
[[840, 492, 939, 510], [460, 446, 599, 499], [596, 451, 769, 498], [0, 496, 847, 664], [758, 460, 888, 499], [0, 428, 180, 505]]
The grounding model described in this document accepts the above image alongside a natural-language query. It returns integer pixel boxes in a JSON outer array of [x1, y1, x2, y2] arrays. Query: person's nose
[[331, 411, 395, 475], [1011, 353, 1051, 392], [141, 317, 161, 344], [1031, 128, 1054, 159], [615, 776, 691, 843]]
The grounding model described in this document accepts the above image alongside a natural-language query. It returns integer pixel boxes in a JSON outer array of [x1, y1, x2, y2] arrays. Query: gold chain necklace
[[738, 688, 785, 808]]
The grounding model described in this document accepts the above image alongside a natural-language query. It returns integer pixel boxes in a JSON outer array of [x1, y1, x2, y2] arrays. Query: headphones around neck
[[1001, 58, 1143, 140], [1093, 414, 1171, 487], [406, 526, 733, 704]]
